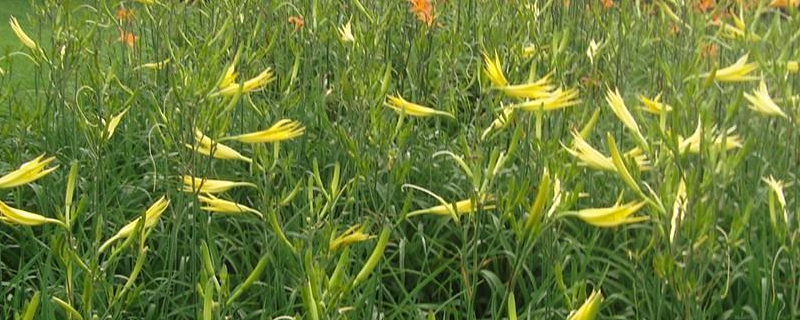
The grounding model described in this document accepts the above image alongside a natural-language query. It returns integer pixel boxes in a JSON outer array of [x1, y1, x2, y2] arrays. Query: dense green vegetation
[[1, 1, 799, 319]]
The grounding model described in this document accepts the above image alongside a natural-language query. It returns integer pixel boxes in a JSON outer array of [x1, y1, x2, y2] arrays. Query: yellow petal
[[221, 119, 305, 144]]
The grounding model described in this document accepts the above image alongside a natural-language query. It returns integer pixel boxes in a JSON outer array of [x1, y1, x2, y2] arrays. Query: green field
[[1, 1, 799, 320]]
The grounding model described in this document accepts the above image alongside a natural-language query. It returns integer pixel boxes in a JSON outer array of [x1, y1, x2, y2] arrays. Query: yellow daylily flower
[[605, 88, 648, 149], [573, 200, 648, 227], [186, 129, 252, 163], [563, 130, 649, 172], [678, 121, 743, 154], [329, 224, 374, 251], [0, 155, 58, 189], [0, 199, 65, 227], [744, 80, 787, 118], [105, 107, 130, 140], [384, 95, 455, 118], [338, 20, 355, 42], [521, 45, 536, 58], [219, 64, 238, 89], [563, 130, 614, 171], [482, 51, 508, 87], [135, 58, 170, 71], [670, 179, 688, 244], [197, 193, 263, 218], [699, 54, 759, 82], [762, 175, 788, 225], [494, 74, 555, 99], [788, 61, 798, 73], [511, 87, 581, 111], [9, 17, 37, 50], [182, 175, 257, 194], [220, 119, 305, 144], [481, 106, 515, 140], [639, 93, 672, 114], [717, 14, 761, 41], [98, 196, 170, 253], [586, 39, 602, 65], [213, 68, 275, 96], [407, 196, 495, 218], [567, 290, 604, 320]]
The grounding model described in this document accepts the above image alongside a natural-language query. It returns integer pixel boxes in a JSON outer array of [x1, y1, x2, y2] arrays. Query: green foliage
[[1, 0, 799, 320]]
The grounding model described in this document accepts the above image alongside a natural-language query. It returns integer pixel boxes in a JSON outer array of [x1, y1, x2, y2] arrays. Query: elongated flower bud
[[9, 17, 38, 50], [567, 290, 603, 320], [227, 255, 269, 306], [352, 226, 391, 287]]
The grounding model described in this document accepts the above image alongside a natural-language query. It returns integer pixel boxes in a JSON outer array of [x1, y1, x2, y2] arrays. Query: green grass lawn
[[1, 1, 799, 320]]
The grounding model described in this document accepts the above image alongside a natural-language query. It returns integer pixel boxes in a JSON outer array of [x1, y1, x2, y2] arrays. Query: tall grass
[[1, 0, 798, 319]]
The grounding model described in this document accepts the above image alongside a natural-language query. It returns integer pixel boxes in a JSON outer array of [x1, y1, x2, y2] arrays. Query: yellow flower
[[586, 39, 602, 65], [567, 290, 604, 320], [329, 224, 373, 251], [762, 175, 788, 225], [521, 45, 536, 58], [182, 175, 257, 194], [407, 196, 495, 218], [670, 179, 687, 244], [678, 121, 743, 154], [9, 17, 37, 50], [197, 194, 263, 218], [98, 196, 170, 252], [573, 200, 648, 227], [219, 64, 239, 89], [563, 130, 614, 171], [221, 119, 305, 144], [135, 58, 170, 71], [481, 106, 515, 140], [494, 74, 555, 99], [105, 107, 130, 140], [134, 0, 157, 4], [186, 129, 252, 163], [639, 93, 672, 114], [605, 88, 648, 149], [213, 68, 275, 96], [338, 20, 355, 42], [788, 61, 798, 73], [563, 130, 649, 172], [384, 95, 455, 118], [0, 199, 65, 227], [482, 51, 508, 87], [511, 87, 581, 111], [718, 14, 760, 41], [699, 54, 759, 82], [0, 155, 58, 189], [744, 80, 787, 118]]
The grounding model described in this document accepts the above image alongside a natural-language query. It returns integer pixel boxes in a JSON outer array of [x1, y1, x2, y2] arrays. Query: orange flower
[[669, 23, 681, 35], [116, 7, 135, 21], [288, 16, 305, 31], [697, 0, 715, 12], [408, 0, 434, 26], [601, 0, 614, 9], [769, 0, 800, 7], [118, 30, 138, 47], [700, 42, 719, 59]]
